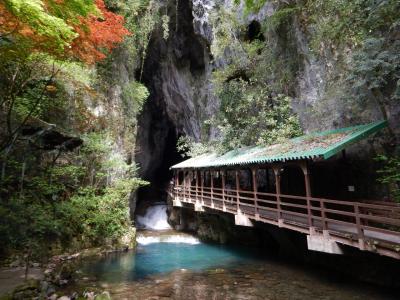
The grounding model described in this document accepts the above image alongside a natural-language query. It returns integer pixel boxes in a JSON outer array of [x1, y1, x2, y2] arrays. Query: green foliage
[[195, 1, 302, 157], [376, 155, 400, 202], [240, 0, 400, 53], [0, 133, 148, 257], [209, 5, 246, 62], [4, 0, 79, 51], [161, 14, 170, 40], [104, 0, 161, 78], [62, 178, 148, 245], [57, 60, 97, 86], [177, 136, 215, 158], [122, 81, 149, 117], [215, 79, 302, 151], [0, 197, 64, 257], [304, 0, 400, 52], [46, 0, 96, 20], [0, 0, 149, 262], [239, 0, 268, 15], [263, 5, 300, 31], [0, 177, 148, 256], [348, 38, 400, 102]]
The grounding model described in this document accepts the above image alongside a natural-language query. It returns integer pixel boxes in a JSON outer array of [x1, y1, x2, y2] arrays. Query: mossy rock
[[10, 279, 40, 299]]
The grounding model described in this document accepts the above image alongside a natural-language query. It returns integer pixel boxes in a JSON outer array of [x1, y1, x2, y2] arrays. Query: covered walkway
[[170, 121, 400, 259]]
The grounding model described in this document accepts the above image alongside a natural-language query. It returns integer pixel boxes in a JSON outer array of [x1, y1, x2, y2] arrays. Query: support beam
[[355, 204, 365, 250], [251, 168, 259, 220], [175, 170, 179, 186], [195, 170, 199, 202], [300, 161, 313, 228], [183, 171, 187, 202], [235, 212, 254, 227], [273, 166, 282, 225], [173, 198, 183, 207], [222, 170, 226, 212], [235, 170, 240, 213], [211, 171, 214, 208], [307, 229, 343, 255], [200, 171, 204, 206], [195, 200, 204, 212]]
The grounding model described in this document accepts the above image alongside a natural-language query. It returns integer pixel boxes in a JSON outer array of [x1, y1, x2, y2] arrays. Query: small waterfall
[[136, 234, 200, 245], [136, 204, 172, 230]]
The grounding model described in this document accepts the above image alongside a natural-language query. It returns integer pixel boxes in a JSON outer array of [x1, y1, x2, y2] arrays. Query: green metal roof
[[171, 120, 387, 169]]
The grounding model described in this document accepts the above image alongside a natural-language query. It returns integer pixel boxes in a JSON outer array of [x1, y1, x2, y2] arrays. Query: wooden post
[[183, 171, 187, 202], [300, 161, 313, 228], [273, 167, 282, 225], [355, 204, 365, 250], [321, 199, 328, 231], [201, 171, 204, 205], [222, 170, 226, 211], [174, 170, 178, 199], [211, 170, 214, 208], [195, 170, 199, 202], [252, 168, 259, 219], [235, 169, 240, 213], [188, 171, 191, 203]]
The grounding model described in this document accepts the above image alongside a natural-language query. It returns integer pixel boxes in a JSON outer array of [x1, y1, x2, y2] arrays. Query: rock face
[[134, 0, 219, 211], [134, 0, 398, 214]]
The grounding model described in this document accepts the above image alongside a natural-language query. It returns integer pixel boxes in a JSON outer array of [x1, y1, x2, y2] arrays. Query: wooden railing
[[171, 184, 400, 259]]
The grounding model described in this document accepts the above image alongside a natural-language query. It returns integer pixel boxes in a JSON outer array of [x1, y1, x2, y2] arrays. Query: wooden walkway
[[171, 185, 400, 259]]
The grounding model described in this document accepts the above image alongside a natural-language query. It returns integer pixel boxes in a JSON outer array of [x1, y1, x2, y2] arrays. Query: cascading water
[[136, 234, 200, 245], [136, 204, 172, 230]]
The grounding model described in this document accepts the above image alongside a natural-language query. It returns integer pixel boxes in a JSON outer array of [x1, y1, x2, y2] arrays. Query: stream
[[63, 205, 397, 299]]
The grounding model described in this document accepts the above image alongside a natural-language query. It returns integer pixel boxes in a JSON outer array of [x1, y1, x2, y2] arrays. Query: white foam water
[[136, 234, 200, 245], [136, 204, 172, 230]]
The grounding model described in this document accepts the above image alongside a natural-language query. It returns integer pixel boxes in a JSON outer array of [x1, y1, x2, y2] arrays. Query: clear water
[[72, 232, 397, 299], [83, 241, 262, 282], [61, 203, 398, 299]]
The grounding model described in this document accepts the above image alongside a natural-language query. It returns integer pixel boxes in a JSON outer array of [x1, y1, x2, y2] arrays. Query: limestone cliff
[[134, 0, 399, 208]]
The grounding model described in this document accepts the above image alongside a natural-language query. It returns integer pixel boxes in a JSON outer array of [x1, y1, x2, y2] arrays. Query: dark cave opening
[[135, 122, 183, 216], [133, 0, 206, 217], [247, 20, 264, 42]]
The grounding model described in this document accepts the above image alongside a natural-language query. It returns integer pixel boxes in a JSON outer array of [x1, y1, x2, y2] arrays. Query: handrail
[[172, 185, 400, 239]]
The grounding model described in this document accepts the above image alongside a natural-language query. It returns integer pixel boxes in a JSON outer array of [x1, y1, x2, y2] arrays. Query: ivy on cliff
[[179, 2, 302, 156]]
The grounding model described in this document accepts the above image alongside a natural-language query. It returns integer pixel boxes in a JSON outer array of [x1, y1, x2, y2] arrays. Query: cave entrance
[[247, 20, 264, 42], [135, 125, 183, 216]]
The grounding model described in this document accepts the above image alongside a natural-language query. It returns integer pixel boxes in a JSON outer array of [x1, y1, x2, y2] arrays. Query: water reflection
[[73, 231, 397, 299], [83, 242, 263, 282]]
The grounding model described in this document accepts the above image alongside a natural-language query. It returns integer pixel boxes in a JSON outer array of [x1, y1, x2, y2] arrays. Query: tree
[[0, 0, 131, 63], [70, 0, 132, 64], [0, 0, 131, 153]]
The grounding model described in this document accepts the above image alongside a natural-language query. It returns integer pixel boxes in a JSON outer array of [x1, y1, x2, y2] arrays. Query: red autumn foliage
[[0, 3, 40, 41], [1, 0, 130, 64], [70, 0, 131, 64]]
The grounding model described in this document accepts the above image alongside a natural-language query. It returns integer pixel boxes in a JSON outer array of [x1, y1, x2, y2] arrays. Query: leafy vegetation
[[348, 37, 400, 126], [178, 1, 302, 156], [1, 0, 130, 62], [376, 155, 400, 202], [213, 79, 302, 151], [0, 0, 150, 262]]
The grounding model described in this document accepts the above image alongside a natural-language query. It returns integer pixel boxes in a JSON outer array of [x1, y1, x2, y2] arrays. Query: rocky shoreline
[[0, 244, 136, 300]]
